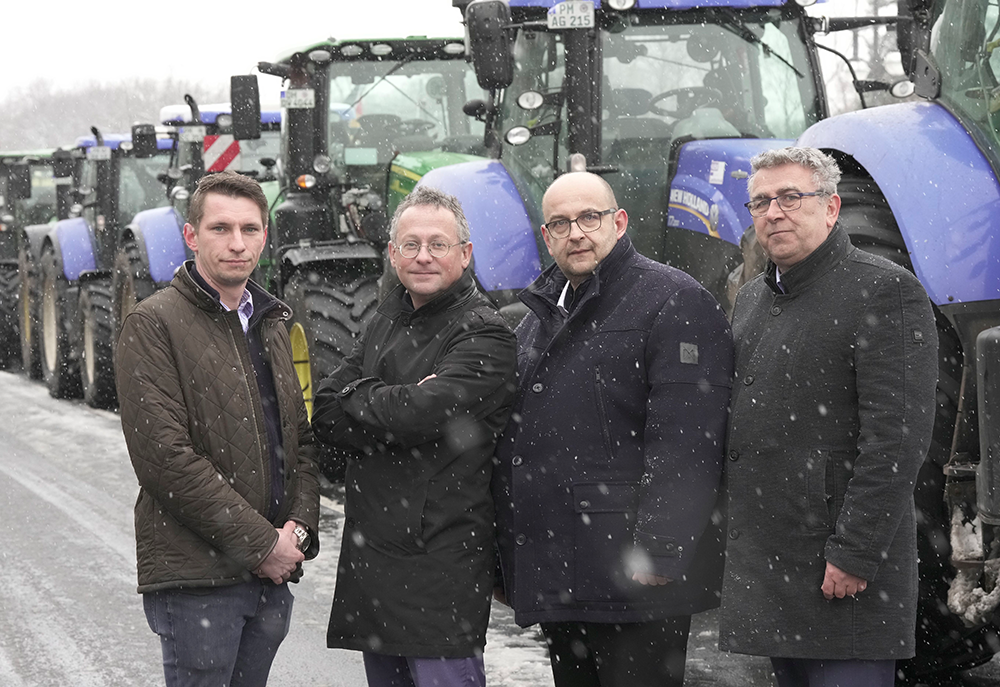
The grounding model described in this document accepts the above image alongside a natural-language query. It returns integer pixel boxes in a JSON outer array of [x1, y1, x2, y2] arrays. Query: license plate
[[547, 1, 595, 29], [179, 126, 206, 143], [86, 146, 111, 161], [282, 89, 316, 109]]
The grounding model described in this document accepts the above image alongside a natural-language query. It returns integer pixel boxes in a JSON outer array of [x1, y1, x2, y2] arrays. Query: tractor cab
[[460, 0, 827, 303]]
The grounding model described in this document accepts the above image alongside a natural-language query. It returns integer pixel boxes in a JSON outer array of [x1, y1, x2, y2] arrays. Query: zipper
[[593, 365, 615, 459], [228, 315, 269, 515]]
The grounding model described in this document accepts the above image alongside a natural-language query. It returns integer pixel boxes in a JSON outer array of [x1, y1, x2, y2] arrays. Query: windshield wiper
[[348, 54, 417, 110], [717, 18, 804, 78]]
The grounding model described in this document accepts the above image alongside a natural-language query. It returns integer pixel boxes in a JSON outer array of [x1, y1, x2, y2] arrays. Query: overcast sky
[[0, 0, 466, 102]]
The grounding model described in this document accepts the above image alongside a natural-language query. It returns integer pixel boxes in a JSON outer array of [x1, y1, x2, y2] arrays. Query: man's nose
[[764, 198, 786, 220], [566, 219, 588, 239], [229, 231, 247, 252]]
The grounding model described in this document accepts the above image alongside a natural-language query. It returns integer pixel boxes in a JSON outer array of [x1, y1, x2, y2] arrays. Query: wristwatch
[[293, 525, 311, 552]]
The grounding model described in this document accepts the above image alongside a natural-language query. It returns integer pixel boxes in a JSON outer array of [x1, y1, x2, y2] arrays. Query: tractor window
[[932, 0, 1000, 158], [14, 165, 57, 226], [118, 157, 167, 222], [328, 57, 487, 165], [598, 13, 818, 262]]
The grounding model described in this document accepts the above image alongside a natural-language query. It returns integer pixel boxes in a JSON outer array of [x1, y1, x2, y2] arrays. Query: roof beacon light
[[371, 44, 393, 57], [608, 0, 636, 9]]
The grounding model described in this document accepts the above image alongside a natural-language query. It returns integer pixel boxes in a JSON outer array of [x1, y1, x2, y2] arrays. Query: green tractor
[[232, 36, 485, 416], [3, 149, 74, 374]]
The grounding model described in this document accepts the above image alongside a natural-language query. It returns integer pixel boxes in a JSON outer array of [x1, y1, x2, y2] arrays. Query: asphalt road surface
[[1, 370, 999, 686]]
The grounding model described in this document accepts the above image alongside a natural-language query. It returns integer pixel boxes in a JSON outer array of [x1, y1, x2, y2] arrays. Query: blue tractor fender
[[667, 138, 794, 247], [798, 101, 1000, 308], [416, 159, 542, 292], [126, 206, 188, 285], [47, 217, 96, 282]]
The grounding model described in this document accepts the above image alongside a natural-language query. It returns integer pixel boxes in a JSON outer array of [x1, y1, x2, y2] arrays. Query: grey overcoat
[[719, 226, 938, 659]]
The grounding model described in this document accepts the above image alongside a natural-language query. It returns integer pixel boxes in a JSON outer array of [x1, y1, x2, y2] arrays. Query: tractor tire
[[79, 279, 116, 409], [18, 245, 41, 379], [112, 239, 155, 340], [283, 266, 380, 387], [837, 176, 998, 683], [0, 263, 20, 369], [283, 264, 379, 483], [40, 244, 81, 399]]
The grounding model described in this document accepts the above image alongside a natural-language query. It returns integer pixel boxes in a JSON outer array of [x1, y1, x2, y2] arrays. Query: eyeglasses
[[543, 209, 617, 239], [744, 191, 829, 218], [394, 240, 467, 259]]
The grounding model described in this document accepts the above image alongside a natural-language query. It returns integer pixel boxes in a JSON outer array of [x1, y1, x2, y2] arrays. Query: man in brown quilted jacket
[[116, 171, 320, 687]]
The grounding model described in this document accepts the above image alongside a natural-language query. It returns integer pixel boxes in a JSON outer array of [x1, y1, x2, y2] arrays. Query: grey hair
[[389, 185, 472, 244], [747, 146, 842, 197]]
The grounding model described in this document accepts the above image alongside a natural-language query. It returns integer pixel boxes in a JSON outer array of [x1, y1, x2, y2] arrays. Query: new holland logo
[[203, 135, 242, 173]]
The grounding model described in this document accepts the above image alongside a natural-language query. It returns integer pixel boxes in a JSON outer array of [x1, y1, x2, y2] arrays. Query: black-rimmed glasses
[[745, 192, 828, 218], [543, 209, 617, 238]]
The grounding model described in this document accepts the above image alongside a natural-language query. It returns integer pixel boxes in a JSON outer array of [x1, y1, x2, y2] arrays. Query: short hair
[[187, 171, 269, 231], [390, 185, 471, 244], [747, 147, 842, 197]]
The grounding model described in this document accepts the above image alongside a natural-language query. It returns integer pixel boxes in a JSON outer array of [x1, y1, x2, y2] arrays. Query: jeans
[[143, 579, 293, 687], [362, 652, 486, 687]]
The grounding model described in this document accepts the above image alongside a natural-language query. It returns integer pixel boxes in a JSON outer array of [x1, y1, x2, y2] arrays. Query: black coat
[[312, 268, 517, 657], [719, 226, 939, 659], [493, 236, 734, 626]]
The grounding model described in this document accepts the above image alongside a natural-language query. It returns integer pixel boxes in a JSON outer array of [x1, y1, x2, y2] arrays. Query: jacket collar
[[380, 265, 479, 321], [521, 233, 635, 317], [175, 261, 290, 322], [764, 224, 853, 295]]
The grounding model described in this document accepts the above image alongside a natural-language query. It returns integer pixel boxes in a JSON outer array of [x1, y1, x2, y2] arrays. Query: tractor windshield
[[499, 8, 821, 262], [119, 156, 169, 222], [931, 0, 1000, 165], [327, 56, 486, 166]]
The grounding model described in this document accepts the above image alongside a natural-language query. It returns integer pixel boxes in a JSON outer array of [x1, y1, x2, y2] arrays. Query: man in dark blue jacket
[[493, 172, 733, 687]]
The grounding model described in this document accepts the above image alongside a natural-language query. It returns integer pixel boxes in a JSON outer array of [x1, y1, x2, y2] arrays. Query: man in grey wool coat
[[720, 147, 939, 686]]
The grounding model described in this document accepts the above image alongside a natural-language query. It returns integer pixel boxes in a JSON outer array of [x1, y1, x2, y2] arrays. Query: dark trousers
[[143, 579, 293, 687], [540, 616, 692, 687], [362, 652, 486, 687], [771, 657, 896, 687]]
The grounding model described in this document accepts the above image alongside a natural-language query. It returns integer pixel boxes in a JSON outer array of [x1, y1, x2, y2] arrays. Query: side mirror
[[231, 75, 262, 141], [131, 124, 159, 158], [466, 0, 514, 90], [7, 162, 31, 200]]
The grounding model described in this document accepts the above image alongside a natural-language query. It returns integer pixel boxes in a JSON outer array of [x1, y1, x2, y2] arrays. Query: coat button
[[531, 383, 544, 393], [743, 375, 754, 386], [729, 529, 740, 540], [663, 543, 675, 552], [770, 305, 782, 315], [729, 450, 739, 462], [342, 385, 353, 394], [511, 455, 523, 466], [515, 534, 527, 545], [579, 500, 590, 510]]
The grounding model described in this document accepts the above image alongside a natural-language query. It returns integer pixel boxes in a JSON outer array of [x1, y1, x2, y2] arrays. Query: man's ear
[[183, 223, 198, 253]]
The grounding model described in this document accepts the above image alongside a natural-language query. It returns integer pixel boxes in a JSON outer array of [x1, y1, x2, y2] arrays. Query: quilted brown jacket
[[116, 262, 320, 593]]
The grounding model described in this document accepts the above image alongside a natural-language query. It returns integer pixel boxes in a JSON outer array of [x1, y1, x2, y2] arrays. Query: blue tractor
[[19, 129, 174, 407], [793, 0, 1000, 679], [430, 0, 831, 324]]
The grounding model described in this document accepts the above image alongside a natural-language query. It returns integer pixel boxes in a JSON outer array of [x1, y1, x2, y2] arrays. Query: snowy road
[[2, 369, 999, 686]]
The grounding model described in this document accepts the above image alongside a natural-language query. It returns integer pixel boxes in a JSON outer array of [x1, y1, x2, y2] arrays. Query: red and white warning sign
[[203, 135, 242, 172]]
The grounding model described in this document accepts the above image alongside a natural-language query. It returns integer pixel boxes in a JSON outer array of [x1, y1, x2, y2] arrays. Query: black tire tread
[[40, 245, 81, 399], [0, 263, 20, 369], [80, 279, 116, 409]]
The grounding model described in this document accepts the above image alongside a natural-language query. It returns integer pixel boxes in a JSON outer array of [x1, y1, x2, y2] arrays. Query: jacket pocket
[[803, 449, 832, 531], [350, 469, 429, 556], [573, 482, 640, 602], [593, 366, 616, 460]]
